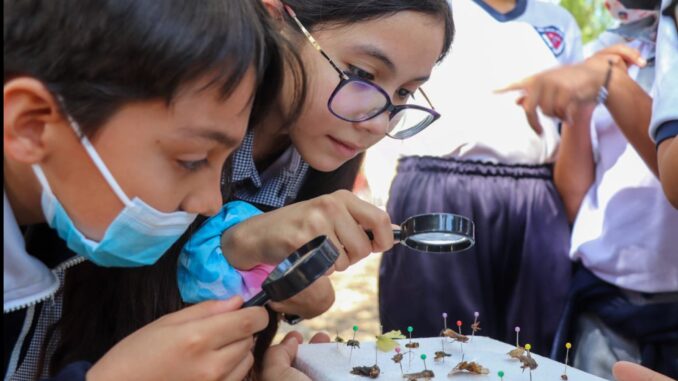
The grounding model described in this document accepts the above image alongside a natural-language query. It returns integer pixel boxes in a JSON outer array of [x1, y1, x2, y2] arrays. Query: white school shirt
[[395, 0, 583, 164], [570, 37, 678, 293], [3, 191, 59, 313]]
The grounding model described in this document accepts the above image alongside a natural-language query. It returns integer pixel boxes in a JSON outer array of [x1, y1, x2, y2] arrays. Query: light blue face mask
[[32, 115, 197, 267]]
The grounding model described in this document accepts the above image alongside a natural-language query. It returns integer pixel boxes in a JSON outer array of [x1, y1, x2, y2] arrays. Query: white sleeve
[[650, 0, 678, 142]]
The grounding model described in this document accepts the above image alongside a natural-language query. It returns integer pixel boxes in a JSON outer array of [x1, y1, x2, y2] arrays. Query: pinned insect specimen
[[562, 342, 572, 380], [519, 353, 538, 372], [434, 351, 451, 361], [405, 326, 418, 367], [375, 329, 405, 366], [335, 329, 345, 349], [348, 325, 360, 364], [442, 329, 470, 343], [519, 344, 538, 381], [402, 370, 435, 380], [405, 326, 419, 348], [347, 339, 361, 349], [376, 330, 405, 352], [448, 360, 490, 375], [471, 312, 481, 339], [392, 347, 404, 375], [350, 365, 380, 378], [507, 347, 525, 359]]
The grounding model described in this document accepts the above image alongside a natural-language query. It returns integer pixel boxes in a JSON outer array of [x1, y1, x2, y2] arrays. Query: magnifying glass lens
[[409, 232, 466, 245]]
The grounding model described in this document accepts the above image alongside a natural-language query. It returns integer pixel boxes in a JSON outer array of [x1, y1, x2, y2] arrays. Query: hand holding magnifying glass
[[243, 212, 475, 310]]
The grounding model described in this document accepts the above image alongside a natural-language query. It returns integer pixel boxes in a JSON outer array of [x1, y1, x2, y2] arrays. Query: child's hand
[[495, 44, 643, 134], [87, 297, 267, 381], [269, 275, 335, 319], [612, 361, 674, 381], [222, 189, 394, 272], [260, 331, 331, 381]]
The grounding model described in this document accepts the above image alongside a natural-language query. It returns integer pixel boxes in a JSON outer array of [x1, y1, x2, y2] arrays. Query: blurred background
[[277, 0, 615, 343]]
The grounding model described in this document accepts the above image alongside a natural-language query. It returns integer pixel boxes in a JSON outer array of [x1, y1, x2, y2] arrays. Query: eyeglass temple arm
[[418, 87, 436, 110], [283, 4, 348, 80]]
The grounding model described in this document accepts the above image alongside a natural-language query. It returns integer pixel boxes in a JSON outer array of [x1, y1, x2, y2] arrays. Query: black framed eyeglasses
[[284, 5, 441, 140]]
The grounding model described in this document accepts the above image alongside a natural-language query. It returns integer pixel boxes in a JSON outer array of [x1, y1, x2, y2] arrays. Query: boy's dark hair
[[4, 0, 301, 135], [3, 0, 305, 377]]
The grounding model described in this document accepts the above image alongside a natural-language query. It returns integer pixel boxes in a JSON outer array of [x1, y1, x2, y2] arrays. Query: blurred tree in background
[[560, 0, 616, 43]]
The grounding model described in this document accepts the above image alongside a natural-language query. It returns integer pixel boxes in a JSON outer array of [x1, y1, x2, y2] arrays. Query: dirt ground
[[276, 252, 383, 343]]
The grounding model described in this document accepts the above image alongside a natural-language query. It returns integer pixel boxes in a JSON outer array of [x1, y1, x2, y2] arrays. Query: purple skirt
[[379, 156, 572, 355]]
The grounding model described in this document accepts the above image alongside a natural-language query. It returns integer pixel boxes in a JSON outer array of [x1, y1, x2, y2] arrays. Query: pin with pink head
[[515, 326, 521, 347], [395, 347, 401, 354]]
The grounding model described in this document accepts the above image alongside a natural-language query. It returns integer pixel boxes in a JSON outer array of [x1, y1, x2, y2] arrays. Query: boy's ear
[[261, 0, 285, 21], [4, 77, 65, 164]]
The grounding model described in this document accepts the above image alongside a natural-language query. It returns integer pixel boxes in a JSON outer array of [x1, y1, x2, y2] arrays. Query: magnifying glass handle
[[365, 229, 402, 243], [242, 290, 270, 308]]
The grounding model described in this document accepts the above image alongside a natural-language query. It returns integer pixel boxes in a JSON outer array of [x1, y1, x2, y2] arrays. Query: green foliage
[[560, 0, 615, 43]]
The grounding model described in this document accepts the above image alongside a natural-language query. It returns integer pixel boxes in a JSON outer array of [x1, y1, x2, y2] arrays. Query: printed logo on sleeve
[[534, 25, 565, 57]]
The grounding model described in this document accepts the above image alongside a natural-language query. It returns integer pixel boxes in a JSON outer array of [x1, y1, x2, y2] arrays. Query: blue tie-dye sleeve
[[177, 201, 263, 304]]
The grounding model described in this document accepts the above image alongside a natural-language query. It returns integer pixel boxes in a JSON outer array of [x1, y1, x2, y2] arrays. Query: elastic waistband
[[396, 156, 554, 180]]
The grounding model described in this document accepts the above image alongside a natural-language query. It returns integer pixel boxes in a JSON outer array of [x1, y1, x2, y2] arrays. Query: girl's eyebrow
[[352, 44, 396, 73], [351, 44, 430, 83]]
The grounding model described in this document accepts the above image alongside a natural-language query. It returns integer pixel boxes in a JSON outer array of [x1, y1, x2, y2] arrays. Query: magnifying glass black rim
[[261, 235, 339, 302], [400, 212, 475, 253]]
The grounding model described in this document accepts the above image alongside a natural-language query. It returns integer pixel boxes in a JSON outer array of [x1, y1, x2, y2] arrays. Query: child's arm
[[178, 201, 273, 304], [178, 200, 338, 319], [658, 137, 678, 208], [593, 52, 656, 175], [554, 106, 596, 223]]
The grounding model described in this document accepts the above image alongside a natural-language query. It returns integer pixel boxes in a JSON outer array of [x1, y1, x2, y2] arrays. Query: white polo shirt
[[571, 37, 678, 293]]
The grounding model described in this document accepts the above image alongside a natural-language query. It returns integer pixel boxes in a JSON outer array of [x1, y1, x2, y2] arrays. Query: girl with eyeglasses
[[176, 0, 454, 321]]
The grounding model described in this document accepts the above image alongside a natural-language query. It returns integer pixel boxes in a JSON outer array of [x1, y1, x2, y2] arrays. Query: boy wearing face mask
[[3, 1, 286, 380]]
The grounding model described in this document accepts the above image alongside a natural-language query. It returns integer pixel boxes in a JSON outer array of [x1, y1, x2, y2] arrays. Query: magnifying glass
[[243, 235, 339, 308], [242, 213, 475, 309], [368, 212, 475, 253]]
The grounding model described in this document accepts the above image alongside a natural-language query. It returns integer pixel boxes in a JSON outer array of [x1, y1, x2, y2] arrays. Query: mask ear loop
[[31, 164, 54, 194], [54, 95, 132, 207], [62, 112, 132, 207]]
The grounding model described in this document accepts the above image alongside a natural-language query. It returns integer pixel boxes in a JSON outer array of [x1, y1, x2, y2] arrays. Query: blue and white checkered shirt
[[228, 130, 309, 208]]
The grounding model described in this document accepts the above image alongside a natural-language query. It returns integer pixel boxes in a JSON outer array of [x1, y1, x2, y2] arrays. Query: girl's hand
[[612, 361, 675, 381], [87, 297, 267, 381], [260, 331, 331, 381], [268, 275, 335, 319], [223, 189, 394, 272]]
